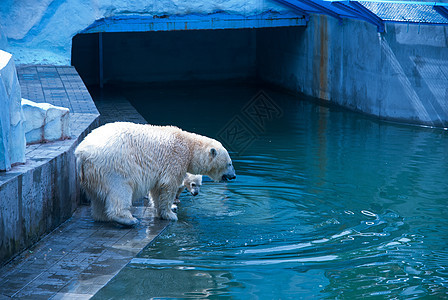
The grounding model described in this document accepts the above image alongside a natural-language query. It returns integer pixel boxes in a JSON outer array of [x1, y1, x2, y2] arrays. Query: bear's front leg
[[151, 187, 178, 221], [90, 197, 109, 222]]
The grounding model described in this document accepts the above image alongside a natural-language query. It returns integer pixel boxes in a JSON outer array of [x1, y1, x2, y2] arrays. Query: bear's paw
[[160, 210, 178, 221], [112, 215, 139, 227]]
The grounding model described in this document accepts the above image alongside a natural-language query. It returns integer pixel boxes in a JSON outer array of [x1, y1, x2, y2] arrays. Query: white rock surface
[[0, 25, 8, 52], [22, 99, 70, 144], [0, 50, 26, 171]]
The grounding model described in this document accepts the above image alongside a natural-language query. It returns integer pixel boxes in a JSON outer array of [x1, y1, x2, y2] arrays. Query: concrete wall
[[74, 18, 448, 126], [0, 147, 75, 263], [257, 16, 448, 127], [72, 29, 257, 86]]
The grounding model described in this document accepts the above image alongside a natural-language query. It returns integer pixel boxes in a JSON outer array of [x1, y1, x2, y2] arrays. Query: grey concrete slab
[[0, 200, 170, 299]]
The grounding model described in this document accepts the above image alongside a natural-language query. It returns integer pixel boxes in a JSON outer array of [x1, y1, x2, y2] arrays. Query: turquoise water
[[94, 83, 448, 299]]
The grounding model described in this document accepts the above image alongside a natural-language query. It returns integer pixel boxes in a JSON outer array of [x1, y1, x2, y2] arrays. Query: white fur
[[175, 173, 202, 203], [75, 122, 233, 224]]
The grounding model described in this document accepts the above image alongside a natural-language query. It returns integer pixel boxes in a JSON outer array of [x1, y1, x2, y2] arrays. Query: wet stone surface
[[0, 206, 169, 299]]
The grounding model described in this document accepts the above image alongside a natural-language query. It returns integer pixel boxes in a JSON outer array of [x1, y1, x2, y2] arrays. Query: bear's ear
[[210, 148, 217, 158]]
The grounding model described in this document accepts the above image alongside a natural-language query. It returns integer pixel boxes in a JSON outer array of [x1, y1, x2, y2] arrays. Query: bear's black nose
[[222, 174, 236, 181]]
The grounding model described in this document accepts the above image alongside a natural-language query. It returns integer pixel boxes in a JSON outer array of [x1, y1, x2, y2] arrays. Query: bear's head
[[205, 144, 236, 182], [187, 133, 236, 182], [184, 173, 202, 196]]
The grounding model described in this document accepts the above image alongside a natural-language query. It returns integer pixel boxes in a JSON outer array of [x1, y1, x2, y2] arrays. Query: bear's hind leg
[[82, 189, 108, 222], [105, 184, 139, 227]]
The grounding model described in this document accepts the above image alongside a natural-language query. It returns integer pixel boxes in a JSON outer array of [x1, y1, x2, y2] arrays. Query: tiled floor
[[0, 66, 169, 299], [17, 66, 97, 114], [89, 87, 147, 125], [0, 206, 169, 299]]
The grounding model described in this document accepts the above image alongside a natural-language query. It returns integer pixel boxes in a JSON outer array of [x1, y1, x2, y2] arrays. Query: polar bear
[[174, 173, 202, 204], [75, 122, 235, 226], [146, 173, 201, 205]]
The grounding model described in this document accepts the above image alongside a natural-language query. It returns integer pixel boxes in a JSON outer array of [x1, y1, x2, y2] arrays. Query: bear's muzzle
[[222, 173, 236, 181]]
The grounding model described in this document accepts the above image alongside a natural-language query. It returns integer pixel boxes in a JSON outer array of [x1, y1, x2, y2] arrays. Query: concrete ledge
[[0, 66, 100, 265]]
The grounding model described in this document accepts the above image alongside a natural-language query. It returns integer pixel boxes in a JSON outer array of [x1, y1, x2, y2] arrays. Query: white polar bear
[[146, 173, 201, 206], [171, 173, 203, 213], [75, 122, 235, 226], [175, 173, 203, 203]]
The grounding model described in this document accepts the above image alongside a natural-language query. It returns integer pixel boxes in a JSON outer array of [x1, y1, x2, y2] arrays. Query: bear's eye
[[191, 183, 196, 187], [228, 163, 232, 167]]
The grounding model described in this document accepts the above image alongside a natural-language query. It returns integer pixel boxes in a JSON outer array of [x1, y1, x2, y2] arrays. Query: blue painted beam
[[81, 12, 306, 34], [326, 0, 448, 6], [331, 1, 385, 30], [348, 1, 385, 32], [434, 5, 448, 21], [275, 0, 310, 21]]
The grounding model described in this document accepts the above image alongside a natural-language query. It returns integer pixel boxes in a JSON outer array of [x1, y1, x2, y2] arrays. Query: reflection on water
[[93, 83, 448, 299]]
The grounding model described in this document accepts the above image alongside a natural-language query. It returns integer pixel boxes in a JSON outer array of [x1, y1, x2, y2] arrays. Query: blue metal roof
[[357, 0, 448, 5], [360, 1, 448, 23], [274, 0, 448, 32]]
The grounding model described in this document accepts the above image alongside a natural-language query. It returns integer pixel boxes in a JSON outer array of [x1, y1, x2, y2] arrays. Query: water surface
[[94, 83, 448, 299]]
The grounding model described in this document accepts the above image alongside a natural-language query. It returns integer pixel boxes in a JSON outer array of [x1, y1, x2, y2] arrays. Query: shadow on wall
[[380, 25, 448, 126]]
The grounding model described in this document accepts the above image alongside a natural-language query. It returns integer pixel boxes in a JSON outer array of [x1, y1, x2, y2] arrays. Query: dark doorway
[[71, 29, 258, 86]]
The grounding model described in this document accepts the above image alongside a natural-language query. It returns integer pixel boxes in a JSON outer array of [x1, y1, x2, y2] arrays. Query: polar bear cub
[[75, 122, 235, 226], [175, 173, 202, 203]]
